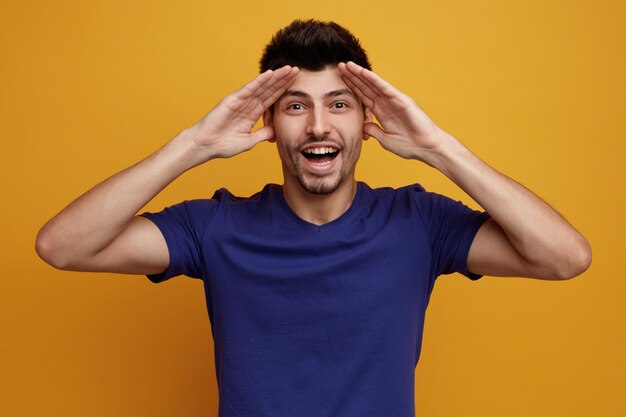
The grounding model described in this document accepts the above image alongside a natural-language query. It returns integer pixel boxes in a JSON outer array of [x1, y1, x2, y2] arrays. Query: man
[[36, 19, 591, 417]]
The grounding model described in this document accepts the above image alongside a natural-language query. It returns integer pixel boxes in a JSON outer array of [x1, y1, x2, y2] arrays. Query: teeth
[[303, 147, 337, 155]]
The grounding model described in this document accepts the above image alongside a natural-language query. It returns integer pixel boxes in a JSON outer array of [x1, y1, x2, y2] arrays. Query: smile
[[301, 146, 340, 164]]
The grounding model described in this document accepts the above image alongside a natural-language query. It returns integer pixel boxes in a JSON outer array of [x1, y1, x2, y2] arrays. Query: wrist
[[416, 129, 472, 177], [172, 126, 218, 164], [159, 128, 214, 175]]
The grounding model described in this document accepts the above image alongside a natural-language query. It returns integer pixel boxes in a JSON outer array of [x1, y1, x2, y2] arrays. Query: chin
[[297, 173, 345, 195]]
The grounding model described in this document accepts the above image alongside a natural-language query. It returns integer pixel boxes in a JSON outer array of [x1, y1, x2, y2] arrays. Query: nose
[[305, 108, 331, 138]]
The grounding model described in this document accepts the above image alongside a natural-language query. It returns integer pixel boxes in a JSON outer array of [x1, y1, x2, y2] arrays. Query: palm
[[338, 62, 441, 160], [191, 66, 298, 159]]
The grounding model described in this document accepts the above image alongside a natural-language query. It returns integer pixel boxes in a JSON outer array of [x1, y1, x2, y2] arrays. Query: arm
[[339, 62, 591, 280], [35, 65, 299, 274]]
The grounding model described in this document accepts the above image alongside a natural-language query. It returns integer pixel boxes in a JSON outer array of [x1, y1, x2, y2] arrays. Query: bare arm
[[35, 66, 299, 274], [339, 61, 591, 280]]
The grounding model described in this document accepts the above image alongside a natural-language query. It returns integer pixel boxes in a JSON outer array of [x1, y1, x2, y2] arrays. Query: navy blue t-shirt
[[140, 182, 490, 417]]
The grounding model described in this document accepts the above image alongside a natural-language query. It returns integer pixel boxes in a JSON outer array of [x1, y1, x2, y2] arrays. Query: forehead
[[284, 67, 350, 97]]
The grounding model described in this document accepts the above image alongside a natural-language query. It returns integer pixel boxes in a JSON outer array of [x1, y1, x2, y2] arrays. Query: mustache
[[296, 136, 344, 151]]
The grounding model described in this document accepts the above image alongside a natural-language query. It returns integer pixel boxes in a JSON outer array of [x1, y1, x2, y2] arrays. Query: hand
[[338, 61, 443, 161], [186, 65, 299, 161]]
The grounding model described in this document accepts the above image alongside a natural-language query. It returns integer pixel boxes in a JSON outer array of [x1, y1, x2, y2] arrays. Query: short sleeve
[[410, 185, 491, 280], [139, 199, 218, 283]]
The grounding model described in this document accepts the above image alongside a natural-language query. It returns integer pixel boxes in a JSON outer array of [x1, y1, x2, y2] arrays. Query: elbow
[[35, 228, 70, 270], [553, 237, 592, 280]]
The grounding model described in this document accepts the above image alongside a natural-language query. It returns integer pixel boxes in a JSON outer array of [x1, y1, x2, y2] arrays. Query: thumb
[[363, 122, 385, 142], [251, 125, 275, 144]]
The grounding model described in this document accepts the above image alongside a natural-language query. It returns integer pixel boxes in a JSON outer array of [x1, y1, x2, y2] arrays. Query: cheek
[[337, 117, 366, 141], [275, 136, 298, 163], [274, 125, 300, 145]]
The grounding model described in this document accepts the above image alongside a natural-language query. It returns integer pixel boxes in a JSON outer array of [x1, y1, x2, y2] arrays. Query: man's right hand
[[35, 66, 298, 275], [183, 65, 299, 165]]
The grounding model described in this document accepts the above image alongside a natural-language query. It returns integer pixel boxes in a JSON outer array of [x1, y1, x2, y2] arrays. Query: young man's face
[[266, 66, 370, 195]]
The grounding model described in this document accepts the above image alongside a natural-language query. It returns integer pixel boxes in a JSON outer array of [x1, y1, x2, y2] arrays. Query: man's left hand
[[338, 61, 444, 162]]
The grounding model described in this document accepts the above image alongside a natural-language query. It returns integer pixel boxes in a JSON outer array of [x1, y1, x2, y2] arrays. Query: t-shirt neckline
[[272, 181, 366, 232]]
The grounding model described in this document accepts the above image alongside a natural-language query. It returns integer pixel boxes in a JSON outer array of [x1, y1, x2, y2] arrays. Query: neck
[[282, 177, 357, 226]]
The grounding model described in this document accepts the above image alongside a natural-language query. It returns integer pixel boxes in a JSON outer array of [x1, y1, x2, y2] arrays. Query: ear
[[263, 109, 275, 143], [362, 107, 373, 140]]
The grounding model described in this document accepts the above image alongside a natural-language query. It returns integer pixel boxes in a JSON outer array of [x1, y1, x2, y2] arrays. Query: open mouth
[[300, 146, 340, 164]]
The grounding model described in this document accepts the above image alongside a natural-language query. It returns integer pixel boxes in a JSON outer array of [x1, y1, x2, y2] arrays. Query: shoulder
[[208, 184, 283, 228], [359, 182, 429, 208], [210, 184, 277, 203], [383, 183, 462, 213], [208, 184, 280, 213], [142, 185, 272, 225], [355, 182, 432, 222], [359, 182, 481, 224], [361, 182, 427, 197]]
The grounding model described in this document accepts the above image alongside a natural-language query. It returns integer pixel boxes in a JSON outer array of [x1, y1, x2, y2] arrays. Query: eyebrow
[[279, 88, 356, 101]]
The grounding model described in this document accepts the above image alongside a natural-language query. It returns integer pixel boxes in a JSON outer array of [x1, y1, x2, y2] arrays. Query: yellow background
[[2, 0, 624, 416]]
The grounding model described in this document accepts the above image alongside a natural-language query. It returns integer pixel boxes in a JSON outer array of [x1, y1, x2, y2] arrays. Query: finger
[[338, 61, 378, 99], [250, 125, 275, 144], [339, 64, 379, 104], [258, 66, 299, 99], [239, 65, 295, 101], [363, 122, 385, 142], [256, 65, 298, 101], [341, 75, 375, 109], [260, 67, 299, 107], [344, 61, 398, 99], [237, 69, 275, 97]]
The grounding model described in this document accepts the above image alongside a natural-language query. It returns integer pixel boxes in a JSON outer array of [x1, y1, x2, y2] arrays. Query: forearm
[[420, 130, 591, 276], [35, 66, 297, 271], [337, 61, 591, 277], [36, 128, 202, 267]]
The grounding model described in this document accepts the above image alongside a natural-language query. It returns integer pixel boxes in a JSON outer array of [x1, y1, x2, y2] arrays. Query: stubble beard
[[295, 166, 346, 195], [282, 136, 361, 195]]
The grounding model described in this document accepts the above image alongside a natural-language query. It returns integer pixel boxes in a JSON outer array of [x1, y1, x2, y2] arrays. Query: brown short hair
[[260, 19, 372, 73]]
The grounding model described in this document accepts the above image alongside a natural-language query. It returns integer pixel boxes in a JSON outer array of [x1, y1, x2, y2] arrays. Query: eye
[[287, 103, 304, 111], [331, 101, 350, 111]]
